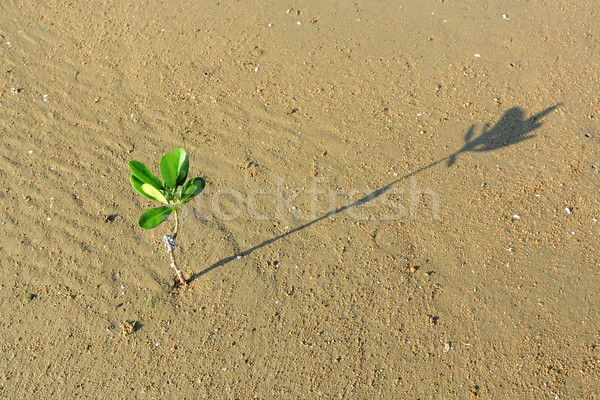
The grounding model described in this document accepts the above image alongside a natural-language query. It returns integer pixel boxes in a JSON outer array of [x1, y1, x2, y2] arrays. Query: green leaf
[[160, 152, 178, 189], [138, 206, 172, 229], [130, 175, 169, 204], [180, 177, 206, 203], [160, 148, 189, 188], [129, 161, 163, 190], [172, 148, 189, 187]]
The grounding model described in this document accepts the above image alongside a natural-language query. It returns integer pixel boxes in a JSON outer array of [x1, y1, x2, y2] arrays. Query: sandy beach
[[1, 0, 599, 398]]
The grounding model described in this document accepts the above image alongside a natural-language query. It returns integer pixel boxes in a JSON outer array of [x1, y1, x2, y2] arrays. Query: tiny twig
[[163, 234, 186, 286]]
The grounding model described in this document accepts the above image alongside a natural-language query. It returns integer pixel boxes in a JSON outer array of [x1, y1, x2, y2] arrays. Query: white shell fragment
[[443, 342, 451, 352]]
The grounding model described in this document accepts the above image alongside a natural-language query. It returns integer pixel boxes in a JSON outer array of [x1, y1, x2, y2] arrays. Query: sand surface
[[1, 0, 599, 398]]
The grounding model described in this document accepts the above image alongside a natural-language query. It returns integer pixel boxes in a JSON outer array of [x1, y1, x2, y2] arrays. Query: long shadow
[[188, 104, 560, 283]]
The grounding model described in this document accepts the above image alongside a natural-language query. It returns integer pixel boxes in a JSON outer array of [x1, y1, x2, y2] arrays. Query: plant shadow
[[188, 104, 560, 284], [447, 105, 560, 166]]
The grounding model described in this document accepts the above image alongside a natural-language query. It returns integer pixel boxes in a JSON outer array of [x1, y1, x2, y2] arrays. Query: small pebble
[[565, 207, 571, 214]]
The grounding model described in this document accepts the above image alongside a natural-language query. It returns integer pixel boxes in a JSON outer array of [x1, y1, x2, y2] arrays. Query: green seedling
[[129, 148, 205, 286]]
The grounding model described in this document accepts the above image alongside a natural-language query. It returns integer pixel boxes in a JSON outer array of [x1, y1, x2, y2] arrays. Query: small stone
[[120, 320, 138, 336], [24, 293, 36, 301]]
